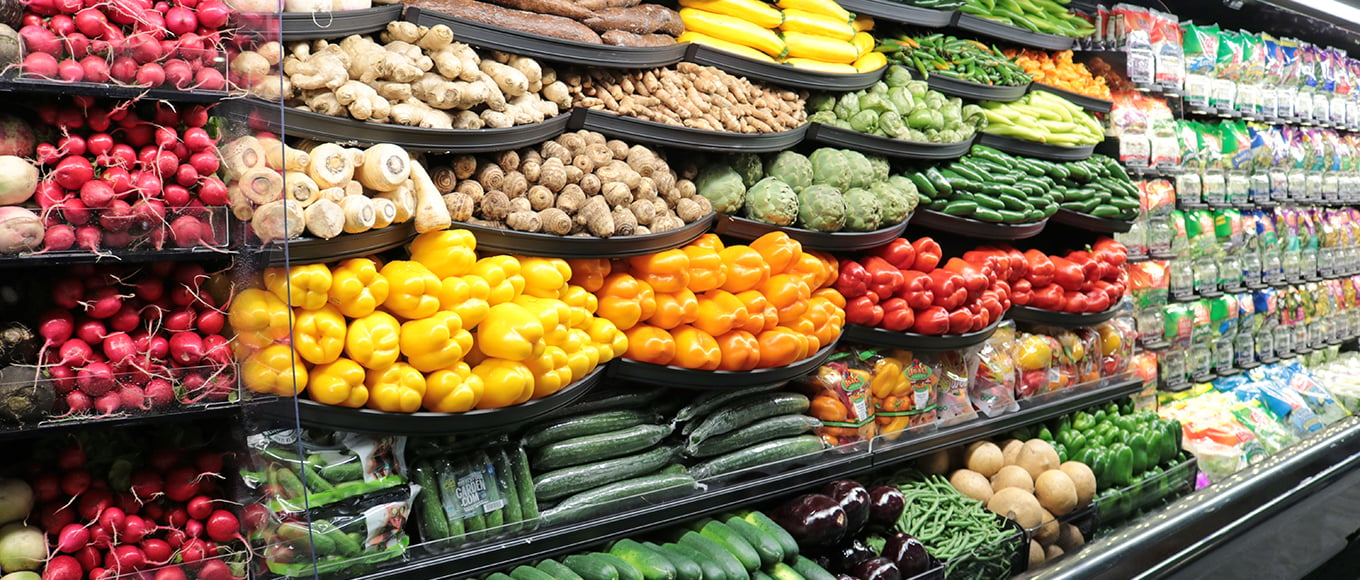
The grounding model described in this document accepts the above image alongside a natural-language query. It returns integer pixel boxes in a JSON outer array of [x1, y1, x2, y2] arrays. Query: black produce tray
[[405, 7, 687, 68], [1030, 83, 1114, 113], [1050, 209, 1134, 233], [580, 109, 808, 152], [842, 318, 1001, 350], [1006, 304, 1121, 327], [0, 246, 234, 268], [805, 123, 974, 161], [258, 223, 416, 267], [460, 213, 714, 258], [714, 214, 909, 251], [953, 13, 1075, 51], [835, 0, 954, 26], [686, 44, 884, 91], [607, 339, 839, 389], [0, 73, 227, 103], [235, 6, 404, 41], [913, 209, 1046, 239], [923, 73, 1030, 101], [0, 398, 247, 443], [256, 366, 604, 434], [977, 133, 1096, 161]]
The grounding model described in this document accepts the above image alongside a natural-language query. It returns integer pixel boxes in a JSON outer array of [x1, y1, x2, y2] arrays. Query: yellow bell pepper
[[307, 358, 368, 408], [586, 317, 628, 363], [812, 287, 847, 309], [228, 288, 293, 351], [520, 257, 571, 299], [670, 325, 722, 370], [328, 258, 390, 319], [424, 362, 485, 412], [514, 295, 568, 331], [471, 256, 525, 305], [379, 261, 443, 320], [683, 245, 727, 293], [624, 324, 676, 365], [345, 311, 402, 369], [562, 329, 599, 380], [408, 229, 478, 278], [567, 259, 611, 293], [440, 275, 490, 328], [264, 264, 333, 310], [596, 273, 656, 331], [364, 362, 426, 413], [472, 359, 536, 409], [292, 304, 347, 365], [647, 288, 699, 330], [749, 231, 803, 275], [719, 246, 771, 293], [242, 344, 308, 396], [693, 290, 748, 337], [560, 285, 598, 315], [690, 233, 725, 253], [476, 303, 545, 361], [400, 311, 473, 372], [525, 345, 572, 398], [628, 250, 690, 294]]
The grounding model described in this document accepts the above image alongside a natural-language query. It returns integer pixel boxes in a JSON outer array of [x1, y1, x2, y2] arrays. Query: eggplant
[[851, 557, 901, 580], [881, 532, 931, 577], [835, 538, 876, 571], [771, 493, 849, 550], [823, 479, 871, 535], [867, 486, 906, 532]]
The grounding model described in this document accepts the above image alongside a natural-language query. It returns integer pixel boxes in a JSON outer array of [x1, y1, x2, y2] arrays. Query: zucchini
[[644, 541, 702, 580], [595, 552, 646, 580], [532, 424, 674, 472], [564, 554, 621, 580], [686, 393, 810, 447], [677, 384, 786, 429], [663, 541, 729, 580], [752, 571, 775, 580], [689, 435, 826, 480], [510, 565, 555, 580], [685, 415, 822, 458], [740, 511, 799, 563], [789, 556, 836, 580], [767, 563, 807, 580], [537, 559, 585, 580], [699, 520, 762, 572], [723, 515, 784, 566], [677, 530, 749, 580], [542, 474, 699, 526], [523, 409, 657, 448], [534, 445, 678, 501], [610, 538, 678, 580]]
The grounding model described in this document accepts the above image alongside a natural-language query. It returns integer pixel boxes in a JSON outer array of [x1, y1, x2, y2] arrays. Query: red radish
[[197, 176, 227, 206], [193, 67, 226, 91], [155, 150, 180, 177], [56, 522, 90, 553], [169, 215, 204, 247], [186, 495, 213, 520], [102, 331, 135, 362], [152, 565, 186, 580], [164, 6, 196, 35], [98, 506, 126, 535], [42, 224, 76, 251], [205, 509, 240, 543], [63, 198, 91, 226], [35, 143, 62, 166], [75, 318, 107, 345], [100, 199, 135, 231], [33, 471, 61, 502], [163, 184, 189, 208], [57, 445, 86, 470], [51, 278, 84, 309], [182, 127, 212, 152], [168, 332, 203, 365], [48, 365, 77, 393], [58, 134, 87, 157], [144, 378, 174, 408], [85, 133, 116, 159], [44, 555, 83, 580], [40, 309, 75, 344], [38, 502, 76, 534], [241, 503, 269, 533], [133, 277, 164, 302], [122, 513, 151, 542], [101, 229, 132, 249], [36, 180, 68, 209], [84, 286, 125, 319], [53, 156, 94, 191], [59, 337, 94, 366], [54, 0, 82, 13], [184, 517, 203, 538], [114, 490, 139, 513], [159, 524, 182, 548], [195, 451, 224, 475], [118, 383, 147, 409], [108, 544, 147, 571], [78, 487, 111, 521], [26, 0, 56, 15], [197, 309, 224, 335], [129, 471, 162, 499], [177, 538, 210, 565], [133, 172, 163, 199], [165, 505, 188, 528], [64, 389, 92, 413], [74, 225, 101, 252], [56, 106, 86, 130], [138, 333, 169, 359], [73, 7, 107, 38], [182, 105, 209, 128], [141, 539, 173, 565], [75, 544, 101, 571], [196, 0, 229, 28], [103, 166, 133, 197], [80, 178, 115, 208], [20, 25, 61, 55], [57, 59, 84, 82], [93, 390, 122, 415], [195, 558, 234, 580], [23, 52, 60, 78], [126, 32, 163, 62], [110, 56, 138, 84], [63, 32, 89, 58], [77, 361, 116, 395], [80, 54, 110, 83], [88, 568, 110, 580], [135, 62, 165, 87], [163, 308, 194, 332], [109, 304, 141, 333], [163, 59, 193, 89], [174, 163, 198, 187], [163, 466, 201, 502]]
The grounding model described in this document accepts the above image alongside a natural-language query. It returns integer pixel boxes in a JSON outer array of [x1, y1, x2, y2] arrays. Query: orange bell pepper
[[735, 290, 778, 334], [761, 274, 811, 325], [813, 287, 847, 309], [647, 288, 699, 330], [566, 258, 611, 293], [624, 324, 676, 365], [683, 245, 727, 293], [689, 233, 725, 253], [786, 251, 830, 291], [757, 327, 809, 368], [669, 324, 722, 370], [628, 249, 690, 294], [692, 290, 747, 337], [749, 231, 802, 275], [595, 273, 656, 331], [714, 330, 761, 371], [719, 246, 771, 293]]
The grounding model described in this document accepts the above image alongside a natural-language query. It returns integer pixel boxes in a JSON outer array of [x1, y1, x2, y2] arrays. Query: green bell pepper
[[1054, 442, 1068, 463], [1073, 411, 1096, 431], [1110, 443, 1134, 487], [1129, 432, 1150, 474]]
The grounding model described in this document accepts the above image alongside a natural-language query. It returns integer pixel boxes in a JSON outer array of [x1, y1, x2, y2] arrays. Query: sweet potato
[[404, 0, 603, 44], [482, 0, 595, 21], [601, 30, 676, 47], [582, 5, 682, 35]]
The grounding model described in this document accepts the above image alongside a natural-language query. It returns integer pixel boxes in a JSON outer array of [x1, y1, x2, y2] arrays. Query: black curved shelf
[[226, 98, 572, 152], [804, 123, 974, 161], [835, 0, 955, 26], [405, 7, 687, 68], [1029, 83, 1113, 113], [0, 398, 248, 443], [977, 133, 1096, 161], [952, 13, 1076, 51], [713, 213, 909, 251], [1006, 304, 1122, 327], [607, 339, 839, 389], [255, 365, 605, 434], [1050, 209, 1134, 233], [257, 223, 416, 267], [0, 245, 234, 268], [580, 110, 808, 153], [461, 213, 714, 258], [0, 72, 228, 103], [913, 208, 1046, 239], [922, 73, 1030, 101], [841, 317, 1001, 351], [686, 44, 884, 91], [234, 5, 404, 41]]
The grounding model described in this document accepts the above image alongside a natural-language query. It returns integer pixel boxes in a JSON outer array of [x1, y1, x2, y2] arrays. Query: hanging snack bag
[[1212, 30, 1242, 114], [1182, 23, 1220, 112], [969, 322, 1020, 417], [802, 350, 877, 446], [1152, 10, 1184, 93], [1116, 3, 1156, 86]]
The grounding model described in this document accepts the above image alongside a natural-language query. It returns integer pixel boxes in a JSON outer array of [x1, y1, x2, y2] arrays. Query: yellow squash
[[680, 8, 787, 57], [775, 0, 850, 23], [780, 9, 855, 41], [678, 0, 783, 28], [781, 31, 859, 64]]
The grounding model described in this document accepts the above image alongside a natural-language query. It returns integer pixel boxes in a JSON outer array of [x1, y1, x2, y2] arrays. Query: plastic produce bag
[[860, 347, 939, 441], [245, 429, 409, 512], [800, 350, 877, 446], [265, 485, 417, 577], [931, 350, 977, 426], [968, 322, 1019, 418]]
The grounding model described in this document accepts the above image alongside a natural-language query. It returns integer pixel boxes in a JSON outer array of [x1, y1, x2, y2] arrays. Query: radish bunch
[[33, 98, 228, 254], [30, 443, 247, 580], [36, 261, 234, 418], [19, 0, 229, 90]]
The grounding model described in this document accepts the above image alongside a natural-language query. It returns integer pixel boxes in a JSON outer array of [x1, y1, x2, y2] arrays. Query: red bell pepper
[[963, 248, 1008, 281], [911, 306, 950, 334], [896, 270, 935, 310], [873, 238, 916, 270], [845, 295, 884, 326], [834, 259, 870, 298], [1005, 246, 1028, 281], [978, 294, 1003, 322], [1064, 290, 1089, 313], [1048, 256, 1085, 291], [973, 306, 991, 330], [991, 280, 1010, 303], [880, 297, 915, 331], [1031, 283, 1064, 310], [943, 258, 989, 296], [1093, 280, 1121, 304], [1064, 251, 1102, 283], [946, 308, 973, 334], [910, 238, 942, 273], [928, 269, 967, 311], [1093, 237, 1128, 267], [1011, 278, 1034, 306], [862, 256, 906, 300], [1084, 289, 1110, 312], [1018, 370, 1045, 398], [1024, 249, 1055, 287]]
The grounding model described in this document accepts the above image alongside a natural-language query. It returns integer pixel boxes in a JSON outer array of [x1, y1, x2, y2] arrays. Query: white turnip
[[0, 523, 45, 572], [0, 156, 38, 204], [0, 479, 32, 526], [0, 207, 42, 253]]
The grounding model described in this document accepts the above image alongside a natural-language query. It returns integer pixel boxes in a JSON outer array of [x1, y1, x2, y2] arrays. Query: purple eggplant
[[823, 480, 871, 535], [852, 557, 902, 580], [881, 532, 931, 577], [835, 538, 876, 571], [867, 486, 906, 532], [771, 493, 849, 550]]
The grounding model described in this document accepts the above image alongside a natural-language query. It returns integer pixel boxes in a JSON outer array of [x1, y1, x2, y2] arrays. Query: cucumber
[[751, 571, 775, 580], [532, 424, 674, 472], [723, 516, 784, 566], [314, 520, 360, 557], [542, 474, 699, 526], [767, 564, 806, 580], [411, 461, 451, 541], [643, 541, 702, 580], [740, 511, 800, 562], [677, 531, 749, 580], [699, 520, 762, 572], [487, 574, 516, 580], [523, 409, 657, 448], [790, 556, 836, 580], [663, 541, 729, 580], [510, 565, 555, 580], [318, 461, 364, 484], [676, 384, 786, 426], [537, 559, 585, 580], [688, 436, 826, 480], [491, 449, 523, 534], [594, 552, 646, 580], [508, 446, 540, 530], [475, 452, 506, 532], [535, 445, 678, 501], [610, 539, 677, 580], [686, 415, 822, 458], [564, 554, 621, 580], [436, 459, 485, 540], [539, 389, 666, 421], [686, 393, 810, 447]]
